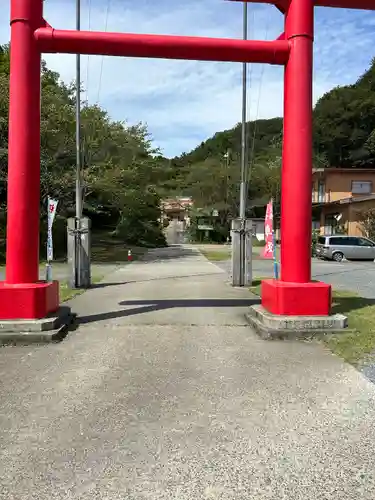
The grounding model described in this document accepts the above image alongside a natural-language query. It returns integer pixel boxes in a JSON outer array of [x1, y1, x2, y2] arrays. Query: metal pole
[[75, 0, 83, 287]]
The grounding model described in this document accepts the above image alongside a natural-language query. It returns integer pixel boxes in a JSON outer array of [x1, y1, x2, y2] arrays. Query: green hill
[[181, 117, 283, 165], [178, 57, 375, 170]]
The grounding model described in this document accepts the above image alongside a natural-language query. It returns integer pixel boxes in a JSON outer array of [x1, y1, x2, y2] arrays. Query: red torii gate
[[0, 0, 373, 320]]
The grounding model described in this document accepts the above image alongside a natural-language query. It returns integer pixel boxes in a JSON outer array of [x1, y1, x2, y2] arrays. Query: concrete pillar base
[[245, 304, 348, 340], [0, 306, 75, 344]]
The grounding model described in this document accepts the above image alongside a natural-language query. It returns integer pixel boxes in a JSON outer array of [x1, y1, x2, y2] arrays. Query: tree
[[313, 58, 375, 167], [360, 208, 375, 240]]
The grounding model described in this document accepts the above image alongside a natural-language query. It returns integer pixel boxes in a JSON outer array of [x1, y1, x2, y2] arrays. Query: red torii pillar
[[0, 0, 373, 320]]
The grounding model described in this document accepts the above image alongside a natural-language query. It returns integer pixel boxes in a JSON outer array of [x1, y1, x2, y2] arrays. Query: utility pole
[[224, 149, 230, 241], [74, 0, 83, 288], [75, 0, 82, 225], [239, 0, 248, 223], [69, 0, 91, 289], [231, 1, 252, 287], [224, 149, 230, 202]]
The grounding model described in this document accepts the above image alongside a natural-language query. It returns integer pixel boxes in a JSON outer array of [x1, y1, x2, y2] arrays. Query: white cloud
[[1, 0, 375, 156]]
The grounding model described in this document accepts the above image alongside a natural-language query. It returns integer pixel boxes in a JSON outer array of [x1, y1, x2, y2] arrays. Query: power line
[[84, 0, 92, 105], [96, 1, 112, 104], [247, 15, 270, 186], [244, 6, 255, 187], [82, 0, 92, 180]]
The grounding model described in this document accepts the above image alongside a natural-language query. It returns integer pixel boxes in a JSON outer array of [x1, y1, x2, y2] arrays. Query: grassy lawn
[[200, 245, 280, 262], [59, 274, 104, 302], [249, 278, 375, 366], [200, 249, 232, 261]]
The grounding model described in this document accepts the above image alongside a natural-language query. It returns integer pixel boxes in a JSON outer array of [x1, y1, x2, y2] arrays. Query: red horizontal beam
[[227, 0, 375, 10], [315, 0, 375, 8], [34, 28, 290, 65]]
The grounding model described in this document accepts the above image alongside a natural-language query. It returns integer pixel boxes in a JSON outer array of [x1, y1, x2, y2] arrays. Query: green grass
[[322, 292, 375, 365], [59, 274, 103, 302], [251, 238, 266, 248], [201, 249, 279, 262], [249, 278, 375, 366], [200, 249, 232, 261], [59, 281, 85, 302]]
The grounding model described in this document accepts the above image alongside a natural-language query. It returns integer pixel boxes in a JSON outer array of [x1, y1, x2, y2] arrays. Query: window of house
[[318, 181, 325, 202], [351, 181, 372, 195]]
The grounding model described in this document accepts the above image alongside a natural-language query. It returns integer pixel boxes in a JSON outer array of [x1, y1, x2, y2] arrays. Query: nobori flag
[[47, 198, 58, 230], [47, 198, 58, 261]]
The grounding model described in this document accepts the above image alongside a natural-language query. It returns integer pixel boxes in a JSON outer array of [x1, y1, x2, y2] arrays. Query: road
[[1, 245, 375, 499], [216, 258, 375, 298]]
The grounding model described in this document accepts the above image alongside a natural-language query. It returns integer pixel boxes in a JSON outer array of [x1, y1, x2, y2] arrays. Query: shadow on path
[[77, 298, 259, 325]]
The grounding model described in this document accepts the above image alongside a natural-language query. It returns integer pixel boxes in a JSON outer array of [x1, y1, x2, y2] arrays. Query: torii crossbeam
[[230, 0, 375, 10], [1, 0, 374, 321]]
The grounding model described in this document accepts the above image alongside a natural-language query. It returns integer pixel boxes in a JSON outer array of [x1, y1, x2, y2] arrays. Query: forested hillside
[[314, 57, 375, 167]]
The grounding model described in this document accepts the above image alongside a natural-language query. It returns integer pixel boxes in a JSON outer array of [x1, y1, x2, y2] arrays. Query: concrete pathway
[[1, 245, 375, 499]]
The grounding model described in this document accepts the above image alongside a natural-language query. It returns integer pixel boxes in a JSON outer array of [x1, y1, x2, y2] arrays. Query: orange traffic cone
[[127, 249, 132, 262]]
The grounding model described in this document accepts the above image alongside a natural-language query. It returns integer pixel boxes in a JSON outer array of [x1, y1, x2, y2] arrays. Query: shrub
[[360, 208, 375, 240]]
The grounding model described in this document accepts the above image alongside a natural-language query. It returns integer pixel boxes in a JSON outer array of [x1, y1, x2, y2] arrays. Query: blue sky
[[1, 0, 375, 157]]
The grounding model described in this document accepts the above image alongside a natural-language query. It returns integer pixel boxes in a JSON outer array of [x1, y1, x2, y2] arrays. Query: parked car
[[315, 235, 375, 262]]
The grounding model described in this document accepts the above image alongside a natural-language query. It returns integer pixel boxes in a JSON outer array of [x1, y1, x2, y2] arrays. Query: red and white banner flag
[[47, 197, 58, 262], [263, 200, 274, 259]]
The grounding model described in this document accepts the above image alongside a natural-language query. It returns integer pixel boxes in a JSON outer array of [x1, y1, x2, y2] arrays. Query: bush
[[360, 208, 375, 240], [115, 217, 167, 248]]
